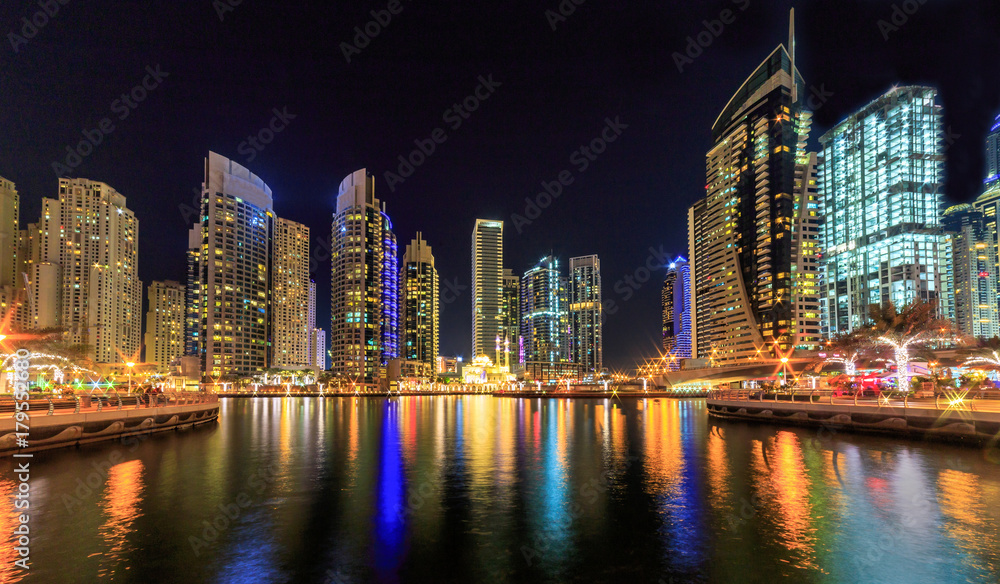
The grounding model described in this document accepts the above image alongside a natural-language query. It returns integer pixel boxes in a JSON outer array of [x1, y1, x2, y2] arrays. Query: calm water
[[3, 396, 1000, 583]]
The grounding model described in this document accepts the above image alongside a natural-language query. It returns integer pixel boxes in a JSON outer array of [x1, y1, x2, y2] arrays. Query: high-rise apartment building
[[975, 185, 1000, 321], [942, 205, 999, 339], [687, 35, 817, 363], [330, 169, 398, 385], [520, 256, 567, 364], [144, 280, 185, 367], [985, 114, 1000, 189], [568, 255, 602, 375], [500, 268, 520, 370], [187, 152, 274, 377], [471, 219, 503, 363], [0, 177, 18, 289], [0, 177, 20, 327], [819, 87, 952, 335], [35, 178, 141, 363], [401, 232, 439, 375], [661, 256, 691, 369], [271, 218, 310, 368], [311, 328, 327, 370]]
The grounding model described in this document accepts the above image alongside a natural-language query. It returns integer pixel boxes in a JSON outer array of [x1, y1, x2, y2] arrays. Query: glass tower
[[330, 169, 398, 386], [520, 256, 567, 365], [401, 233, 439, 376], [661, 256, 691, 369], [818, 86, 952, 335], [942, 205, 999, 339]]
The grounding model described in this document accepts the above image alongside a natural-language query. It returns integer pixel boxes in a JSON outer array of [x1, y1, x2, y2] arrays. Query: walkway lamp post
[[126, 362, 135, 393]]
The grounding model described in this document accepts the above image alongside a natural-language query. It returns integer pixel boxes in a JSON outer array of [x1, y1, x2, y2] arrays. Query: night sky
[[2, 0, 999, 369]]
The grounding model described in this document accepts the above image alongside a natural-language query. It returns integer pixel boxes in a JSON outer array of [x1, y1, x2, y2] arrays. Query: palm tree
[[863, 299, 957, 393]]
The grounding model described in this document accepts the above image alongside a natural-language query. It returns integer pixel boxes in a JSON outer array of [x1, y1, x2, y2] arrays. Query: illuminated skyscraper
[[985, 114, 1000, 188], [37, 178, 141, 363], [330, 169, 398, 385], [188, 152, 274, 376], [819, 87, 952, 335], [0, 177, 20, 326], [144, 280, 185, 367], [500, 268, 520, 369], [521, 255, 567, 364], [271, 218, 310, 367], [471, 219, 503, 363], [942, 205, 999, 339], [687, 26, 816, 363], [661, 256, 691, 369], [973, 184, 1000, 329], [0, 177, 17, 289], [569, 255, 602, 374], [401, 232, 439, 375]]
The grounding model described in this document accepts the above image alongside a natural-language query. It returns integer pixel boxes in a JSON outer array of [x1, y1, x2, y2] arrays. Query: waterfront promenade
[[707, 388, 1000, 443], [0, 392, 219, 456]]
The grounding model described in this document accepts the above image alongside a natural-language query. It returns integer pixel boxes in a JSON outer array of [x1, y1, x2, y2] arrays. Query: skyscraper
[[819, 87, 952, 335], [36, 178, 141, 363], [311, 328, 327, 370], [521, 255, 568, 364], [401, 232, 439, 376], [569, 255, 602, 375], [271, 218, 310, 368], [0, 177, 20, 327], [661, 256, 691, 369], [975, 184, 1000, 317], [144, 280, 185, 367], [188, 152, 274, 377], [471, 219, 503, 363], [0, 177, 18, 289], [985, 114, 1000, 188], [942, 205, 999, 339], [330, 169, 398, 385], [500, 268, 520, 370], [687, 28, 816, 363]]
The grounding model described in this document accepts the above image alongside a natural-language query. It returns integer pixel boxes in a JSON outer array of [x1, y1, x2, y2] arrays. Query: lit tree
[[864, 300, 958, 394]]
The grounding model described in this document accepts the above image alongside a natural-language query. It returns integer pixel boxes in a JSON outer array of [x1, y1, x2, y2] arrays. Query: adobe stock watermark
[[878, 0, 928, 41], [511, 116, 628, 234], [673, 0, 751, 73], [236, 107, 296, 164], [383, 74, 502, 192], [213, 0, 246, 22], [544, 0, 588, 31], [188, 463, 280, 556], [7, 0, 71, 54], [601, 245, 671, 321], [340, 0, 410, 63], [51, 65, 170, 178]]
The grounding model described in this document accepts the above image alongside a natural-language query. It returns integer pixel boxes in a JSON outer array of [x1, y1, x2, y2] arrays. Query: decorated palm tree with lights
[[861, 300, 958, 394]]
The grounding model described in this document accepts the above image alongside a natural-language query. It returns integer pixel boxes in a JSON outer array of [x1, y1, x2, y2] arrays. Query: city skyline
[[2, 1, 1000, 368]]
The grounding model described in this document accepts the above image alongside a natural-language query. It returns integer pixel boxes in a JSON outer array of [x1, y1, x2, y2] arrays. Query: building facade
[[36, 178, 141, 363], [187, 152, 274, 377], [401, 232, 439, 376], [819, 87, 952, 335], [0, 177, 17, 290], [568, 255, 602, 375], [942, 205, 999, 339], [330, 169, 397, 385], [975, 185, 1000, 325], [661, 256, 691, 369], [271, 218, 310, 368], [985, 114, 1000, 189], [520, 256, 568, 366], [500, 268, 520, 370], [144, 280, 185, 367], [472, 219, 503, 363], [687, 42, 815, 363]]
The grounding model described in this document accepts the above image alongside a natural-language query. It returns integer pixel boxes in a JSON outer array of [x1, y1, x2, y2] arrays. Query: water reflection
[[5, 396, 1000, 583]]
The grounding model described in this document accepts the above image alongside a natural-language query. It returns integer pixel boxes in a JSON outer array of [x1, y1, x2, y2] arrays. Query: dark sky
[[2, 0, 999, 369]]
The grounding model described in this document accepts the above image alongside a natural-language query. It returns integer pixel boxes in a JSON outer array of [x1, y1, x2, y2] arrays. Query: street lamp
[[780, 357, 789, 386], [126, 361, 135, 393]]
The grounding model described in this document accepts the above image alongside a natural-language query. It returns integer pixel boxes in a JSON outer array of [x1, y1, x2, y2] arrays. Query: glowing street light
[[126, 361, 135, 393]]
